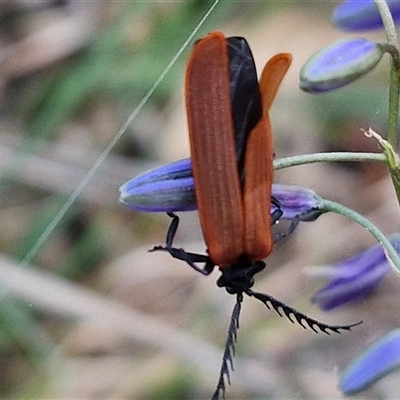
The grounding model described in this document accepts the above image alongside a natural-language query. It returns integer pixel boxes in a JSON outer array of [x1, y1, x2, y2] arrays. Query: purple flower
[[119, 158, 323, 222], [339, 329, 400, 394], [312, 235, 400, 311], [300, 38, 384, 93], [334, 0, 400, 31]]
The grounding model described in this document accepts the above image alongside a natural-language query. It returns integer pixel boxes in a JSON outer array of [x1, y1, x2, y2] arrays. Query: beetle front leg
[[150, 212, 215, 275]]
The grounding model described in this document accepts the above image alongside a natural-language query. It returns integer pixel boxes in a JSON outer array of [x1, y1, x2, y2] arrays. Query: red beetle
[[152, 31, 360, 399]]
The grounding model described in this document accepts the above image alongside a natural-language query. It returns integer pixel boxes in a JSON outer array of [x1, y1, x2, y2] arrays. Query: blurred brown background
[[0, 1, 398, 399]]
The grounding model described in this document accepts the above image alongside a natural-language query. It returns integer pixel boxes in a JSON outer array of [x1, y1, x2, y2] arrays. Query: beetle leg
[[270, 196, 283, 224], [273, 215, 300, 244], [149, 212, 215, 275]]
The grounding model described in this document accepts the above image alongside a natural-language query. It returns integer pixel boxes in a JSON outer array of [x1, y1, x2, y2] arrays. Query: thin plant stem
[[374, 0, 400, 206], [374, 0, 399, 49], [320, 199, 400, 276], [274, 152, 386, 171]]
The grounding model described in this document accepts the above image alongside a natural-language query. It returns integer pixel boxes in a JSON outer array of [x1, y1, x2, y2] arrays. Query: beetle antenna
[[211, 293, 243, 400], [246, 289, 362, 334]]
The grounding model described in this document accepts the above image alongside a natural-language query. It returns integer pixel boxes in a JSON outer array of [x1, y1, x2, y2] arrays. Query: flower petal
[[339, 329, 400, 394], [334, 0, 400, 31], [312, 260, 390, 310], [312, 234, 400, 310], [300, 38, 384, 93]]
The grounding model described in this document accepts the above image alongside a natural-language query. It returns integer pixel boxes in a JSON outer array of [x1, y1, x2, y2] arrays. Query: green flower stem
[[274, 152, 386, 170], [374, 0, 399, 50], [274, 149, 400, 274], [320, 199, 400, 276], [381, 43, 400, 66], [387, 58, 400, 150], [374, 0, 400, 205]]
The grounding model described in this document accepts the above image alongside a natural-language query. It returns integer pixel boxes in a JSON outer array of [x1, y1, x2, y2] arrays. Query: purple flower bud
[[271, 184, 323, 221], [119, 159, 323, 221], [300, 38, 384, 93], [312, 235, 400, 311], [334, 0, 400, 31], [339, 329, 400, 394], [119, 159, 197, 212]]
